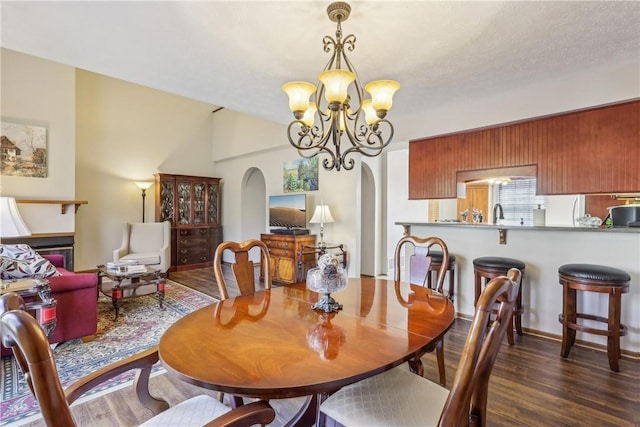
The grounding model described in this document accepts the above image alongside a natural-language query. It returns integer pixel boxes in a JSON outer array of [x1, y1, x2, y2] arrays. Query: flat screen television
[[269, 194, 308, 233]]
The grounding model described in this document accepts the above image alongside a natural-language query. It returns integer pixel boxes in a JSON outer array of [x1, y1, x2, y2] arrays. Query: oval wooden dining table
[[158, 277, 455, 425]]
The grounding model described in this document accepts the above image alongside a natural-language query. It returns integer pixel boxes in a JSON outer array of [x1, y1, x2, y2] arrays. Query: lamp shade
[[135, 181, 153, 190], [0, 196, 32, 238], [282, 81, 317, 114], [301, 102, 317, 127], [361, 99, 378, 125], [310, 205, 335, 224], [365, 80, 400, 112], [319, 70, 355, 104]]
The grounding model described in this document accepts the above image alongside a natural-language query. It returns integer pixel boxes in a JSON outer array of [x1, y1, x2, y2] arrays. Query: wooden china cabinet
[[154, 173, 222, 272]]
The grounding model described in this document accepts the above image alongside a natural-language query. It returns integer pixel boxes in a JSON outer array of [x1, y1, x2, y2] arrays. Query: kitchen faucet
[[493, 203, 505, 224]]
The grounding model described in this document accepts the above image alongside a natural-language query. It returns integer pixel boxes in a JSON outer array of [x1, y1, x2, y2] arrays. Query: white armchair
[[114, 222, 171, 273]]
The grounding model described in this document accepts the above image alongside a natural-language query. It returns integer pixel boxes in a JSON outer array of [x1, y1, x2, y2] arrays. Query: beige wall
[[74, 70, 218, 270], [0, 48, 77, 234]]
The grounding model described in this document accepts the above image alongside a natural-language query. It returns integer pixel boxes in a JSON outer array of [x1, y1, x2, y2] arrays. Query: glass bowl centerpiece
[[306, 253, 348, 313]]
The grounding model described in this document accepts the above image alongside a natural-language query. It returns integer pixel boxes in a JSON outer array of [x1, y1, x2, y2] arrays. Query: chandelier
[[282, 2, 400, 171]]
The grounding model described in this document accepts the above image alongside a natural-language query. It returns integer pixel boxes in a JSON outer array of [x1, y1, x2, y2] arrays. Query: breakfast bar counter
[[396, 222, 640, 355]]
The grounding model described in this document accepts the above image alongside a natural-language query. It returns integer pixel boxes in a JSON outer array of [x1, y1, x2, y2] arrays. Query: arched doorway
[[241, 167, 266, 261]]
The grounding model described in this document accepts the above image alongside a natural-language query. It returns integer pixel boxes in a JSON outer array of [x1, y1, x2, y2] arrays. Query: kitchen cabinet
[[155, 173, 222, 272], [409, 100, 639, 199], [260, 233, 316, 285], [456, 183, 489, 222]]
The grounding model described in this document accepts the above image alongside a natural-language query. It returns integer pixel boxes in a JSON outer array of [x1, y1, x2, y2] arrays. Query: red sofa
[[1, 254, 98, 357]]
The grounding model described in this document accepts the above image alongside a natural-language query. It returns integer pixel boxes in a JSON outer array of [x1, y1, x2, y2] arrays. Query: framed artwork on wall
[[283, 158, 319, 193], [1, 119, 48, 178]]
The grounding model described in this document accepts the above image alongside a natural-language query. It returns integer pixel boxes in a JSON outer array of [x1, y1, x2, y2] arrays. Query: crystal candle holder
[[307, 253, 347, 313]]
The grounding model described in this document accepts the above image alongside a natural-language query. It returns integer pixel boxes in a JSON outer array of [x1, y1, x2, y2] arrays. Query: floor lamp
[[310, 204, 334, 247], [135, 182, 153, 223], [0, 196, 32, 238]]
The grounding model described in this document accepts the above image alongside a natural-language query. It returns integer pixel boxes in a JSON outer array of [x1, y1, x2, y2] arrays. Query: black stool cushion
[[428, 251, 456, 264], [473, 256, 525, 271], [558, 264, 630, 283]]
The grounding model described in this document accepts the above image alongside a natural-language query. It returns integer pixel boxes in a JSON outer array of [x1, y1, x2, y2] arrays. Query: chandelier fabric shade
[[283, 1, 400, 171]]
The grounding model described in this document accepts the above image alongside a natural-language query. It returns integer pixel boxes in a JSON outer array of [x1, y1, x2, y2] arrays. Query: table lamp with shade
[[0, 196, 32, 238], [310, 204, 334, 247]]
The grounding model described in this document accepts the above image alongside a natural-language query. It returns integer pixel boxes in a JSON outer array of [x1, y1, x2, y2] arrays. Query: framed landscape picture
[[283, 158, 319, 193], [1, 119, 48, 177]]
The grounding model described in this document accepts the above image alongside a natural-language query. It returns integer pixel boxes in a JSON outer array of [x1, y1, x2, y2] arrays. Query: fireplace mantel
[[16, 199, 88, 214]]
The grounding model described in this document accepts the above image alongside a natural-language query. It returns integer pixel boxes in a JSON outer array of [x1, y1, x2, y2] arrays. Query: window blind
[[496, 179, 546, 226]]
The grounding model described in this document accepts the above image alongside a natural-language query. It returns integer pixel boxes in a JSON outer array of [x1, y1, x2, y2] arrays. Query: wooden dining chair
[[213, 239, 272, 300], [212, 239, 272, 406], [395, 235, 450, 385], [320, 268, 521, 427], [0, 292, 276, 427]]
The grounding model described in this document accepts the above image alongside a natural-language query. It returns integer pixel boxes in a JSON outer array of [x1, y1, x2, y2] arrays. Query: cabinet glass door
[[193, 183, 206, 225], [208, 183, 219, 225], [178, 182, 191, 225], [160, 180, 175, 223]]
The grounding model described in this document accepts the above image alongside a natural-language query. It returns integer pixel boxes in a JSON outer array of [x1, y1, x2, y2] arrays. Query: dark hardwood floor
[[19, 268, 640, 426]]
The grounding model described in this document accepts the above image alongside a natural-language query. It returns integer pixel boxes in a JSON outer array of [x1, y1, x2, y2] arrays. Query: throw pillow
[[0, 257, 61, 280], [0, 244, 39, 261]]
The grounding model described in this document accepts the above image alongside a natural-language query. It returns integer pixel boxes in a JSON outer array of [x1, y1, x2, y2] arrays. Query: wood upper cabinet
[[409, 100, 640, 199], [155, 173, 222, 272]]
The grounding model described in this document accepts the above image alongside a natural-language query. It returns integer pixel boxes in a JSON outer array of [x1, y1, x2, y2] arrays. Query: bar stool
[[558, 264, 630, 372], [426, 251, 456, 301], [474, 256, 526, 345]]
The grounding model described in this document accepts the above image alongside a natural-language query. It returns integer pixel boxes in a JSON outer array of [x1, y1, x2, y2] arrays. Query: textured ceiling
[[2, 1, 639, 127]]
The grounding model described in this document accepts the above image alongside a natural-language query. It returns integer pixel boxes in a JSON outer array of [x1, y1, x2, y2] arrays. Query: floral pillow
[[0, 244, 60, 280]]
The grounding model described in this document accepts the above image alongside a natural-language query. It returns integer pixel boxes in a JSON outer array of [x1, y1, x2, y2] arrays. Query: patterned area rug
[[0, 280, 215, 426]]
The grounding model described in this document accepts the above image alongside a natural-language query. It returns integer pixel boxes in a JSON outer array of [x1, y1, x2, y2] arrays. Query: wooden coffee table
[[97, 265, 165, 320]]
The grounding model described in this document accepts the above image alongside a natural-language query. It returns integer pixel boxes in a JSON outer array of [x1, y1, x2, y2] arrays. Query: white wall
[[212, 109, 361, 277], [392, 58, 640, 143], [385, 149, 430, 274], [0, 48, 76, 234]]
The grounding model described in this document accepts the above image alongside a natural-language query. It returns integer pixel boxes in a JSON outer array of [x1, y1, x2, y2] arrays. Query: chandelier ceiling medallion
[[282, 2, 400, 171]]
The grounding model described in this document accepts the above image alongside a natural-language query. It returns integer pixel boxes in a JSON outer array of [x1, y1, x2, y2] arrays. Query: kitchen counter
[[396, 221, 640, 233], [394, 221, 640, 355]]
